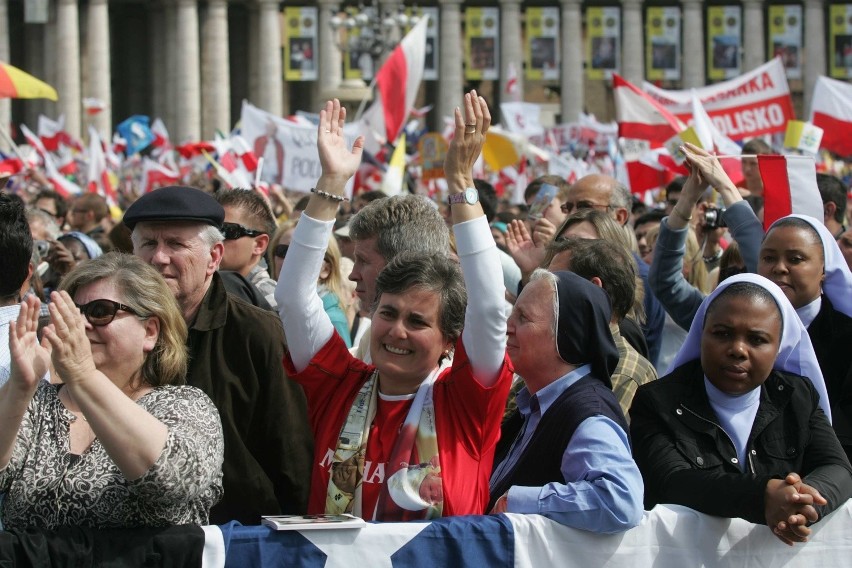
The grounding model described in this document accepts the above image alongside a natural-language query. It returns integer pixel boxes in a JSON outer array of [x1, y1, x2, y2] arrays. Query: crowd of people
[[1, 92, 852, 549]]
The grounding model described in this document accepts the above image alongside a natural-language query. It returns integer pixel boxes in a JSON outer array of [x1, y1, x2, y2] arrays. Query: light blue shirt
[[496, 364, 644, 533], [796, 296, 822, 329]]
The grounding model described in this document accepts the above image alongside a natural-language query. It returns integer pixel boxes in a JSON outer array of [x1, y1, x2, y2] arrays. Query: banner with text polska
[[641, 58, 794, 140]]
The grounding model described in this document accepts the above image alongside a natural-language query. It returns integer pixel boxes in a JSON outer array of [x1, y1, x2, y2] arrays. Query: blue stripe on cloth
[[219, 521, 327, 568], [391, 515, 514, 568]]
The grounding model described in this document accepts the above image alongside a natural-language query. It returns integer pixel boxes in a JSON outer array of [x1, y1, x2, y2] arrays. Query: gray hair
[[349, 194, 449, 262], [26, 208, 61, 240], [529, 268, 559, 337], [609, 180, 633, 211], [130, 223, 224, 250]]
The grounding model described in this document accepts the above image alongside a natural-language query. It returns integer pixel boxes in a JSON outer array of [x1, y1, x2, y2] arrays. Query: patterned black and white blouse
[[0, 381, 224, 530]]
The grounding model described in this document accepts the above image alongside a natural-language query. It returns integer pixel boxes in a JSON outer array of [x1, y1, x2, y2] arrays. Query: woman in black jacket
[[758, 214, 852, 461], [630, 273, 852, 546]]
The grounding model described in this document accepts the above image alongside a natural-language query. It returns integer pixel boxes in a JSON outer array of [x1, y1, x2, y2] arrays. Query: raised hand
[[505, 219, 546, 280], [681, 142, 736, 194], [444, 90, 491, 187], [8, 295, 51, 391], [317, 99, 364, 185], [42, 291, 97, 386]]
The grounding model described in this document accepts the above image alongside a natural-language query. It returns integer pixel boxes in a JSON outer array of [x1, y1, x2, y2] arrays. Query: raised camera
[[34, 240, 50, 258], [703, 207, 727, 230]]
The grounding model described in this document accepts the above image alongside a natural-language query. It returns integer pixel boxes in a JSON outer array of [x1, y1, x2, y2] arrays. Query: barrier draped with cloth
[[2, 503, 852, 566]]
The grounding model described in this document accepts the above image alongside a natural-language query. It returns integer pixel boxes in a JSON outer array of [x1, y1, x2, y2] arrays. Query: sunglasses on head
[[222, 222, 267, 240], [75, 299, 142, 326], [273, 244, 289, 258]]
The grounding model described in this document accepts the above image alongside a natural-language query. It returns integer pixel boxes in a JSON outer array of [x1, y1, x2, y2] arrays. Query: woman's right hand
[[8, 295, 51, 392], [682, 142, 737, 194]]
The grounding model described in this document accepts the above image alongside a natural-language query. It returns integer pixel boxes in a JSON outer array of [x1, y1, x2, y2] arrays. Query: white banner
[[642, 59, 795, 139], [240, 101, 361, 193]]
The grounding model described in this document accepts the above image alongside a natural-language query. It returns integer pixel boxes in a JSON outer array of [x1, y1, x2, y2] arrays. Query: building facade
[[2, 0, 835, 142]]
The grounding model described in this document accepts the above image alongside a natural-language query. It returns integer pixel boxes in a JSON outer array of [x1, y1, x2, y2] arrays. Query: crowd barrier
[[208, 501, 852, 567]]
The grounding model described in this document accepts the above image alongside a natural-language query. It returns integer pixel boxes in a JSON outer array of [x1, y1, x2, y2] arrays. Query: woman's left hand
[[43, 291, 97, 385], [444, 90, 491, 187]]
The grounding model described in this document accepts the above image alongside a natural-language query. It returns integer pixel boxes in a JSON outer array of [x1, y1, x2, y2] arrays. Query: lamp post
[[329, 3, 418, 83]]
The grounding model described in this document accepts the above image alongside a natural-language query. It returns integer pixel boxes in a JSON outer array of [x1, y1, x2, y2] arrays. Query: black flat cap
[[123, 185, 224, 230]]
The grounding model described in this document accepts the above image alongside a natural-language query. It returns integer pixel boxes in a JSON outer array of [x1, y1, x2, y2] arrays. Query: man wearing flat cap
[[488, 270, 643, 533], [124, 185, 312, 524]]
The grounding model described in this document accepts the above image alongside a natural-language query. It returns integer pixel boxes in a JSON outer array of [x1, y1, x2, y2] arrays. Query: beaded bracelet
[[310, 187, 349, 202]]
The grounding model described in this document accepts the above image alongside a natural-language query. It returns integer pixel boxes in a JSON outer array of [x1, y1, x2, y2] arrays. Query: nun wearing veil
[[489, 270, 643, 534], [630, 273, 852, 546]]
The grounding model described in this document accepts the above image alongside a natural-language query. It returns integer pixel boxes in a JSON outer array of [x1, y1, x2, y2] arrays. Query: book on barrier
[[261, 514, 367, 531]]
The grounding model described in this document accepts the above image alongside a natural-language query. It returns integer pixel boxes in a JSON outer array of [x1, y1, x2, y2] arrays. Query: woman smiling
[[276, 94, 512, 521]]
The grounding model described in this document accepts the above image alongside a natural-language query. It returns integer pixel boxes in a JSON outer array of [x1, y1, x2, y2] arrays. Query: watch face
[[464, 187, 478, 204]]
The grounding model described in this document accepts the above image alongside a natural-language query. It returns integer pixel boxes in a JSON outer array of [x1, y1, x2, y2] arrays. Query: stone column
[[56, 0, 82, 138], [621, 0, 644, 84], [560, 0, 583, 122], [174, 0, 201, 141], [317, 0, 342, 99], [201, 0, 231, 137], [149, 2, 167, 123], [256, 0, 285, 116], [680, 0, 705, 88], [803, 0, 826, 114], [164, 1, 178, 133], [742, 0, 765, 72], [0, 0, 9, 148], [499, 0, 523, 101], [86, 0, 112, 135], [436, 0, 463, 125]]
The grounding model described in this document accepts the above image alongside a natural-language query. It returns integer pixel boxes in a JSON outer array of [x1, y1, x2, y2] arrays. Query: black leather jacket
[[629, 359, 852, 524]]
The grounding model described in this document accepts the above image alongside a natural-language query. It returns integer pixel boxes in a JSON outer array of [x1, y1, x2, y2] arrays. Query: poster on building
[[586, 7, 620, 80], [829, 4, 852, 79], [341, 6, 378, 82], [403, 7, 438, 80], [768, 5, 802, 79], [283, 7, 318, 82], [645, 6, 681, 81], [525, 7, 560, 81], [465, 7, 500, 80], [707, 5, 742, 80]]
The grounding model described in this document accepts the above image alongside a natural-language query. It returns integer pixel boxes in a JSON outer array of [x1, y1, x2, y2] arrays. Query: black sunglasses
[[273, 244, 289, 258], [76, 299, 142, 327], [222, 222, 267, 240]]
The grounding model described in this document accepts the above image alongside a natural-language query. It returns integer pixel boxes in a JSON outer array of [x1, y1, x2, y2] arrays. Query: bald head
[[564, 174, 631, 226]]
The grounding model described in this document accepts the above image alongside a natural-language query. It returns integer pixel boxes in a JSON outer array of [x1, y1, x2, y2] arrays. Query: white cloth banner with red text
[[642, 58, 794, 140]]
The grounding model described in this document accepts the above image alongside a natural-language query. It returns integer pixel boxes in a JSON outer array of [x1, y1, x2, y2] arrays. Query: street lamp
[[329, 3, 419, 81]]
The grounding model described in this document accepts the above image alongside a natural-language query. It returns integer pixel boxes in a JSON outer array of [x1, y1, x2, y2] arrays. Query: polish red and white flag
[[359, 16, 428, 153], [38, 114, 83, 152], [141, 157, 180, 193], [613, 74, 685, 144], [810, 76, 852, 157], [87, 126, 118, 206], [759, 154, 822, 230]]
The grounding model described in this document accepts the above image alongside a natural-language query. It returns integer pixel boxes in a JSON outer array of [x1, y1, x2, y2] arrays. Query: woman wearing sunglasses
[[0, 253, 224, 530]]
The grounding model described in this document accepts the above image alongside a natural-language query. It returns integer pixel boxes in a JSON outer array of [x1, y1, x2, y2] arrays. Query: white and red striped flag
[[359, 16, 428, 153], [759, 154, 822, 230], [87, 126, 118, 206], [141, 157, 180, 193], [810, 76, 852, 157], [505, 62, 521, 102], [613, 74, 685, 144], [20, 124, 82, 198], [38, 114, 83, 152]]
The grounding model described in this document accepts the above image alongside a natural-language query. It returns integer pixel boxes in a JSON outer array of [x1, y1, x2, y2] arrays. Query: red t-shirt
[[284, 333, 514, 518]]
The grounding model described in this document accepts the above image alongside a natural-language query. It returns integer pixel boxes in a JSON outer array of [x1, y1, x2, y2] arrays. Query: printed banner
[[418, 133, 448, 181], [465, 7, 500, 80], [525, 7, 560, 81], [407, 7, 439, 81], [240, 101, 361, 192], [768, 5, 802, 79], [284, 7, 318, 81], [643, 58, 794, 140], [829, 4, 852, 79], [586, 7, 621, 80], [342, 6, 378, 81], [707, 6, 742, 81], [646, 7, 681, 81]]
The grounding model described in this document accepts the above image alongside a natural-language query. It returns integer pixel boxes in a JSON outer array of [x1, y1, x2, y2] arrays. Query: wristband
[[310, 187, 349, 202]]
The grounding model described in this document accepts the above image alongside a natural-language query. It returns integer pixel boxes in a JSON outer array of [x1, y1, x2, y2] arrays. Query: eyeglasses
[[560, 201, 614, 215], [273, 244, 289, 258], [222, 222, 267, 240], [75, 299, 143, 327]]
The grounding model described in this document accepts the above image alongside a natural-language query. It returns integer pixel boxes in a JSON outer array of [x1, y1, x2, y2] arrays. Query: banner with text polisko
[[642, 58, 794, 140]]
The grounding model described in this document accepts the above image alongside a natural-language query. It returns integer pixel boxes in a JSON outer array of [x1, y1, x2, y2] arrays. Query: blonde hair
[[684, 227, 711, 294], [321, 236, 352, 314], [267, 219, 299, 277], [59, 253, 188, 388]]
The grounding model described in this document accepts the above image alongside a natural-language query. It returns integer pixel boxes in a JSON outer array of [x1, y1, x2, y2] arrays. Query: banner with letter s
[[643, 58, 794, 140]]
